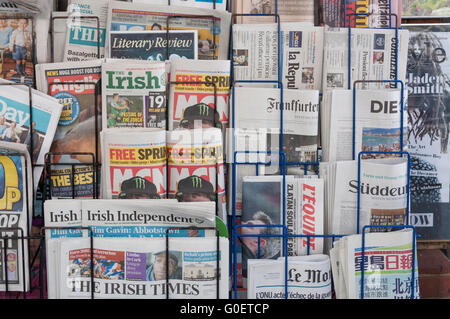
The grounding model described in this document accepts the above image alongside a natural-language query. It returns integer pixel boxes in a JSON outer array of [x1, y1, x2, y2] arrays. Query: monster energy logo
[[199, 104, 210, 116], [192, 176, 203, 188], [135, 177, 146, 189]]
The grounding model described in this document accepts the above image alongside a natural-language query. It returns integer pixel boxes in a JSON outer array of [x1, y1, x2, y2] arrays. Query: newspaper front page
[[63, 0, 108, 62], [102, 59, 167, 130], [107, 1, 231, 60], [0, 142, 32, 292], [323, 28, 409, 92], [36, 60, 102, 198], [232, 23, 324, 90], [167, 128, 226, 221], [101, 128, 167, 199], [58, 236, 229, 299], [248, 254, 332, 299]]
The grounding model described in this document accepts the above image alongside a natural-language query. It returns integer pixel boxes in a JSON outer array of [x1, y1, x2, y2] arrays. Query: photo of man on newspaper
[[177, 103, 222, 130], [118, 176, 161, 200], [175, 175, 216, 203], [146, 251, 182, 281], [107, 94, 142, 128]]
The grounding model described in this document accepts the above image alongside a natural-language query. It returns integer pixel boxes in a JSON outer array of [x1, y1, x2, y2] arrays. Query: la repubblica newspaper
[[43, 199, 227, 299], [232, 23, 324, 91], [0, 142, 32, 292], [36, 59, 102, 199]]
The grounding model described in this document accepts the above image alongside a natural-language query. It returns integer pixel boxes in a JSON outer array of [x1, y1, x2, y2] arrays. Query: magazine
[[0, 79, 63, 190], [106, 1, 231, 60], [0, 16, 34, 85], [63, 0, 108, 62], [232, 23, 324, 90], [109, 30, 198, 61], [0, 142, 32, 292], [167, 127, 226, 221], [102, 59, 167, 130], [167, 59, 231, 133], [233, 0, 315, 24], [101, 128, 167, 199], [321, 88, 408, 162], [36, 60, 102, 198], [322, 28, 409, 92], [403, 24, 450, 240], [319, 0, 402, 28], [56, 236, 229, 298], [330, 229, 420, 299], [247, 254, 332, 299]]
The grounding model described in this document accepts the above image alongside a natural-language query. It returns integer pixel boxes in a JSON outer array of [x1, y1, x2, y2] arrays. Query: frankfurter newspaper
[[57, 236, 229, 299], [102, 60, 167, 130], [248, 254, 332, 299], [101, 128, 167, 199], [168, 59, 231, 134], [233, 0, 315, 24], [321, 88, 408, 162], [232, 23, 324, 90], [0, 79, 62, 189], [322, 28, 409, 92], [106, 1, 231, 60], [319, 0, 402, 28], [36, 60, 102, 198], [321, 158, 408, 235], [0, 142, 32, 292], [133, 0, 227, 11], [167, 128, 226, 221], [63, 0, 108, 62], [330, 228, 420, 299]]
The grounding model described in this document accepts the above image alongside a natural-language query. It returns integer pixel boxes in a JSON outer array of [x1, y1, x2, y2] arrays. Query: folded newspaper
[[330, 228, 420, 299], [106, 1, 231, 60], [0, 79, 62, 190], [247, 254, 332, 299], [101, 128, 167, 199], [36, 59, 102, 198], [321, 88, 408, 162], [102, 59, 167, 130], [232, 23, 324, 90], [320, 157, 408, 236], [0, 142, 32, 292], [322, 28, 409, 92], [43, 198, 218, 298], [167, 127, 226, 221]]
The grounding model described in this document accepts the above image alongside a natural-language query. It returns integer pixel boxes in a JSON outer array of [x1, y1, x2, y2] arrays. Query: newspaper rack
[[165, 226, 221, 299], [49, 15, 101, 63]]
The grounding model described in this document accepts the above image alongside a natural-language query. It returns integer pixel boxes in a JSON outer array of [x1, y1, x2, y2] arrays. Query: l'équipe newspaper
[[106, 1, 231, 60], [248, 254, 332, 299], [101, 128, 167, 199], [232, 23, 324, 90], [36, 60, 102, 199], [109, 30, 198, 61], [102, 59, 167, 130], [168, 59, 231, 136], [330, 228, 419, 299], [322, 28, 409, 92], [63, 0, 108, 62], [0, 142, 32, 292], [0, 79, 62, 190], [167, 127, 226, 221]]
